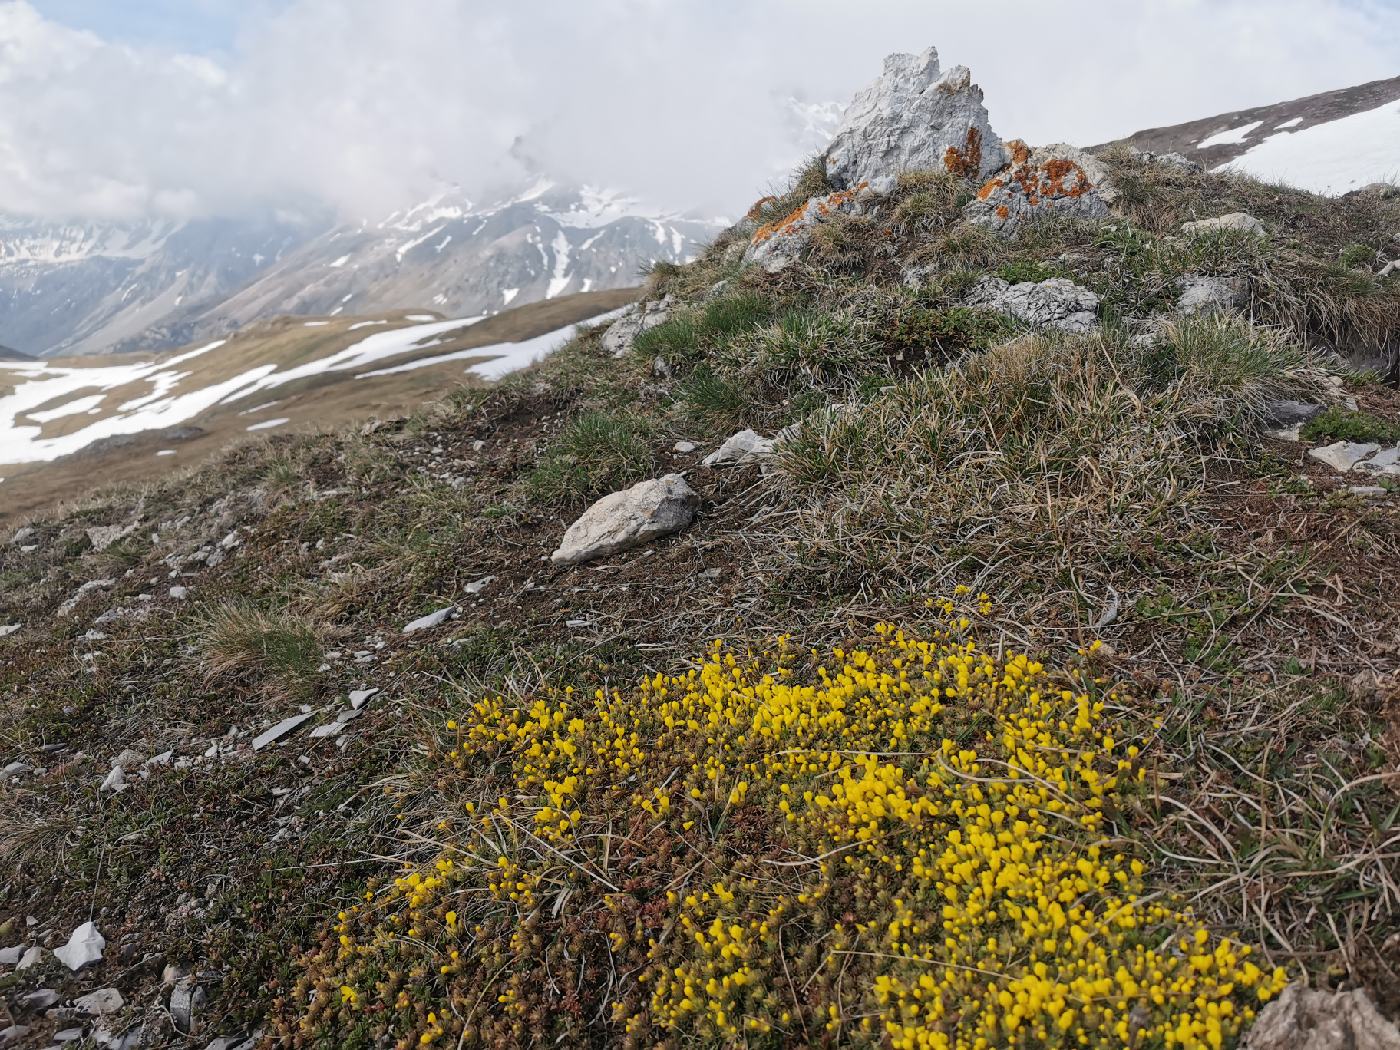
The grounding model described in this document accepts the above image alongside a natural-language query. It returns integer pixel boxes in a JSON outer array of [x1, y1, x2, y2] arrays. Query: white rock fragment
[[1182, 212, 1267, 238], [170, 976, 206, 1034], [0, 944, 22, 965], [1310, 441, 1383, 472], [403, 607, 456, 634], [673, 440, 698, 454], [100, 767, 127, 794], [17, 945, 47, 970], [348, 688, 379, 710], [53, 921, 105, 971], [551, 475, 700, 566], [73, 987, 125, 1015], [251, 714, 314, 751], [1243, 983, 1400, 1049], [703, 430, 778, 468], [463, 576, 496, 596], [1356, 446, 1400, 476], [59, 580, 115, 617], [602, 298, 673, 358], [169, 586, 190, 600], [87, 525, 136, 553], [0, 625, 18, 639]]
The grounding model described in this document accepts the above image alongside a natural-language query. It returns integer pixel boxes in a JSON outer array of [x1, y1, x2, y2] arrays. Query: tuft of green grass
[[1301, 406, 1400, 445], [526, 410, 655, 507], [195, 601, 321, 699]]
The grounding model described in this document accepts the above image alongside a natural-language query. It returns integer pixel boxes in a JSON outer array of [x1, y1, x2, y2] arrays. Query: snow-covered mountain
[[0, 213, 323, 359], [1114, 74, 1400, 195], [187, 182, 722, 345]]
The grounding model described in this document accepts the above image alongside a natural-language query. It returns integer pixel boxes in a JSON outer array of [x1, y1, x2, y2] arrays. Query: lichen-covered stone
[[744, 186, 871, 274], [966, 276, 1100, 333], [825, 47, 1007, 190], [965, 144, 1116, 233], [1244, 985, 1400, 1050]]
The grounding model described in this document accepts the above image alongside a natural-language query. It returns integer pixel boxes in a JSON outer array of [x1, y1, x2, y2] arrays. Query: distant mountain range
[[0, 343, 32, 361], [1113, 74, 1400, 194]]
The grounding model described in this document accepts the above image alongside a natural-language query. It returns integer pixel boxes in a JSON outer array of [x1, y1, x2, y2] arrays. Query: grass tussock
[[195, 601, 321, 699]]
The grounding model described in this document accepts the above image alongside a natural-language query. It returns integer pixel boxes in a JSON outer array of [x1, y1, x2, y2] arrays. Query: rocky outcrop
[[966, 276, 1101, 333], [825, 47, 1007, 189], [551, 474, 699, 566], [602, 298, 673, 358], [966, 144, 1116, 233], [1244, 985, 1400, 1050], [1182, 212, 1267, 238]]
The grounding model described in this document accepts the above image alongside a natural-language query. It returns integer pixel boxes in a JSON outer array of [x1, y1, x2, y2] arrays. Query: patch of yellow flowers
[[287, 614, 1286, 1048]]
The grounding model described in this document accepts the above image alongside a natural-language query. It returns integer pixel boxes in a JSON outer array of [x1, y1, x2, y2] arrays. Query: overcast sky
[[3, 0, 1398, 222]]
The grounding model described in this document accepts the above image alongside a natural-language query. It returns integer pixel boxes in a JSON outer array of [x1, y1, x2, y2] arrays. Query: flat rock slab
[[551, 474, 699, 566], [251, 713, 313, 751], [966, 276, 1100, 333], [1310, 441, 1383, 473]]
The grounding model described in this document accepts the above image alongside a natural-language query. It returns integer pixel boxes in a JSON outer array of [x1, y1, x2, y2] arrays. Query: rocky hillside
[[1114, 74, 1400, 194], [2, 45, 1398, 1050]]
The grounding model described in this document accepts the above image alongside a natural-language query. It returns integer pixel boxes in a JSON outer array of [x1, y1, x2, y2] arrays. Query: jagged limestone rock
[[1182, 212, 1267, 238], [602, 299, 673, 358], [826, 47, 1007, 189], [1244, 985, 1400, 1050], [551, 474, 699, 566], [966, 277, 1101, 333], [965, 144, 1116, 233]]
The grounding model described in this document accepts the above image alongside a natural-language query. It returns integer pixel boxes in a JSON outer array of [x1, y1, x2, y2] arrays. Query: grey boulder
[[551, 475, 699, 566], [826, 47, 1007, 188], [1177, 275, 1247, 316], [967, 277, 1100, 333]]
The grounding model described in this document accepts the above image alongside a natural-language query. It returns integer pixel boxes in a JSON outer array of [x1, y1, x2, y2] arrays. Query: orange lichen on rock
[[751, 183, 869, 244], [976, 177, 1004, 202], [943, 127, 984, 178], [1007, 138, 1031, 165], [1005, 156, 1094, 207], [995, 205, 1010, 220]]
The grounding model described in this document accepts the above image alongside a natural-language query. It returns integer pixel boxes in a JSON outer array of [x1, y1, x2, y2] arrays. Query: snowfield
[[1218, 99, 1400, 194]]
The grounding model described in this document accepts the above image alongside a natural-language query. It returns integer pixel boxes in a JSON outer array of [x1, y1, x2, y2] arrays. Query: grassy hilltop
[[2, 148, 1398, 1048]]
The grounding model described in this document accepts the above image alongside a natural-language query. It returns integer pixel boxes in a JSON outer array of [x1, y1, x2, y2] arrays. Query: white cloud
[[1, 0, 1397, 221]]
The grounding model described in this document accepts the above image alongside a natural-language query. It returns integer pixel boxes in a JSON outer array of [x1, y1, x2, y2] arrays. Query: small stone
[[58, 580, 115, 617], [551, 475, 699, 566], [1349, 485, 1390, 497], [1356, 446, 1400, 476], [0, 625, 19, 639], [403, 607, 456, 634], [87, 525, 136, 553], [703, 430, 777, 468], [602, 299, 673, 358], [144, 751, 173, 767], [17, 945, 47, 970], [53, 921, 105, 971], [0, 1027, 31, 1046], [100, 767, 127, 794], [19, 988, 61, 1010], [1310, 441, 1383, 473], [250, 714, 314, 751], [54, 1030, 85, 1044], [348, 688, 379, 710], [0, 944, 22, 965], [1182, 212, 1267, 238], [1177, 275, 1246, 316], [673, 440, 698, 454], [8, 526, 35, 545], [111, 749, 144, 770], [73, 988, 125, 1016], [169, 586, 190, 600], [170, 977, 206, 1034], [1261, 400, 1325, 428], [463, 576, 496, 596]]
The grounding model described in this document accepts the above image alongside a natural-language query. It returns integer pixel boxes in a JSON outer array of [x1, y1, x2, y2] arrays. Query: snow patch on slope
[[1219, 99, 1400, 195]]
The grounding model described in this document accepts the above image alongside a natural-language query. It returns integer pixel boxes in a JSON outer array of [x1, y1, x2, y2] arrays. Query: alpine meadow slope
[[2, 44, 1399, 1050]]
